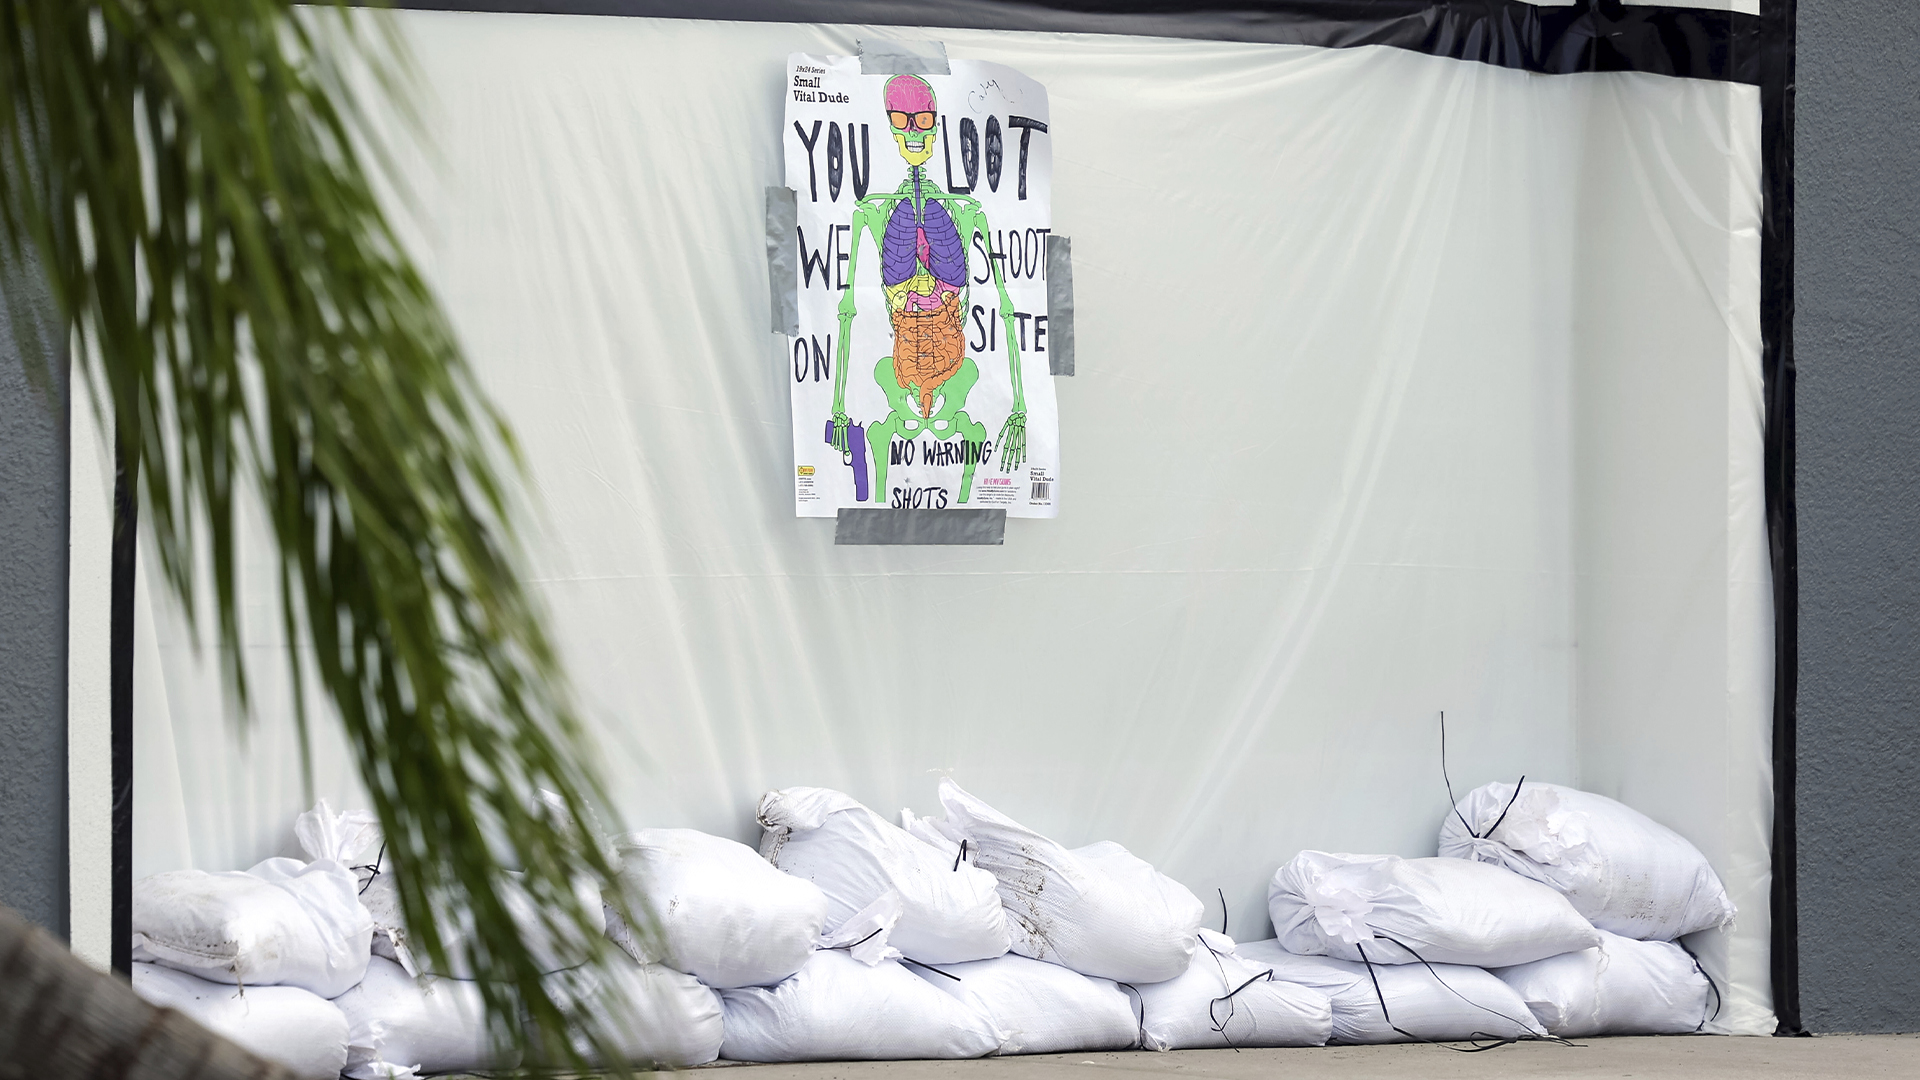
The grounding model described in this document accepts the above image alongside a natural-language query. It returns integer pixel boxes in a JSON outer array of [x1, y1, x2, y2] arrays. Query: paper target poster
[[783, 54, 1059, 518]]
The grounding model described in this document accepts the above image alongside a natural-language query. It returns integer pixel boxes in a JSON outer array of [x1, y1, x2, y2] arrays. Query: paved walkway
[[697, 1035, 1920, 1080]]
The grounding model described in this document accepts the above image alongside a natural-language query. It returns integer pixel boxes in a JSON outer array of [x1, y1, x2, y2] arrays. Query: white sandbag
[[295, 801, 420, 975], [1491, 929, 1712, 1037], [925, 779, 1202, 983], [334, 956, 516, 1079], [294, 800, 384, 872], [759, 786, 1011, 964], [815, 888, 908, 965], [298, 799, 611, 979], [912, 952, 1139, 1055], [1136, 930, 1332, 1050], [534, 953, 725, 1068], [357, 867, 604, 980], [132, 857, 373, 998], [1236, 939, 1547, 1044], [356, 873, 417, 976], [420, 871, 606, 980], [132, 962, 350, 1080], [1438, 781, 1737, 941], [720, 949, 1003, 1061], [610, 827, 827, 988], [1269, 850, 1599, 968]]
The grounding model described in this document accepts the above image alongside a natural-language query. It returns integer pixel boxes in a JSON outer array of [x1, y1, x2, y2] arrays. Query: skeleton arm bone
[[830, 202, 886, 453], [953, 198, 1029, 472]]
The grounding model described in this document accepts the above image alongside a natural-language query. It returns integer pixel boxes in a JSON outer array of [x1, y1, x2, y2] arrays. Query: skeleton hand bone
[[831, 411, 854, 456], [996, 411, 1028, 473]]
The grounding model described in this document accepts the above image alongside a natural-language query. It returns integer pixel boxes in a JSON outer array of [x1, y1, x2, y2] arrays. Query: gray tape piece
[[1047, 234, 1074, 376], [858, 39, 950, 76], [835, 508, 1006, 545], [765, 186, 798, 336]]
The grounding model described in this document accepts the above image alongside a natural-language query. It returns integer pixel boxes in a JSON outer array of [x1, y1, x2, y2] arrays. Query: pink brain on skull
[[884, 75, 936, 116]]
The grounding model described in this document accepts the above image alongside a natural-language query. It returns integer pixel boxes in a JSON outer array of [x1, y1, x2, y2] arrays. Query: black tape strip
[[382, 0, 1762, 85], [1758, 0, 1805, 1040], [835, 507, 1006, 545]]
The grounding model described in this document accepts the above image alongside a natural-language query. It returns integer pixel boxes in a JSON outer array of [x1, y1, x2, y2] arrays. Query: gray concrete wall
[[0, 262, 68, 939], [1795, 0, 1920, 1036]]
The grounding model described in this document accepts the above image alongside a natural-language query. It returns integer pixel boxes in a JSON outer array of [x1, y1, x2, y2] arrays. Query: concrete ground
[[696, 1035, 1920, 1079]]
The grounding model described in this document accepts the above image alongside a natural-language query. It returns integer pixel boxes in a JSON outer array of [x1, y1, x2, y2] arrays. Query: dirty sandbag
[[1439, 781, 1737, 941], [132, 857, 373, 998], [1491, 929, 1712, 1037], [1136, 930, 1332, 1050], [1236, 938, 1546, 1044], [133, 961, 351, 1080], [609, 827, 827, 988], [334, 956, 516, 1079], [720, 949, 1002, 1062], [924, 779, 1202, 983], [759, 785, 1011, 963], [527, 951, 725, 1068], [911, 951, 1139, 1055], [1268, 850, 1599, 969]]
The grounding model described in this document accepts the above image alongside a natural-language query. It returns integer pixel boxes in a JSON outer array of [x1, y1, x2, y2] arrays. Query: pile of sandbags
[[129, 775, 1732, 1067], [759, 785, 1010, 963], [129, 851, 373, 1078], [129, 801, 725, 1075], [723, 783, 1333, 1061]]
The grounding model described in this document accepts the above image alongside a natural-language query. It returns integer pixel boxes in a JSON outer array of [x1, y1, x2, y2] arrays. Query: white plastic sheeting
[[123, 10, 1771, 1033]]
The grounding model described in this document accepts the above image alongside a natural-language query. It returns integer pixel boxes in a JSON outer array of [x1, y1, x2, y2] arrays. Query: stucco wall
[[0, 261, 68, 939], [1794, 0, 1920, 1036]]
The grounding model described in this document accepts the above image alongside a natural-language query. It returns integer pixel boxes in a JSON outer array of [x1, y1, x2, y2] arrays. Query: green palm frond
[[0, 1, 637, 1064]]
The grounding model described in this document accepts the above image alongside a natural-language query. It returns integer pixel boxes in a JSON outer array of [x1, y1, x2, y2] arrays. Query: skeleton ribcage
[[881, 195, 966, 288]]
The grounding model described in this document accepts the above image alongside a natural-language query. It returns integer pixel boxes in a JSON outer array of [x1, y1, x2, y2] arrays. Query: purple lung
[[881, 186, 966, 288]]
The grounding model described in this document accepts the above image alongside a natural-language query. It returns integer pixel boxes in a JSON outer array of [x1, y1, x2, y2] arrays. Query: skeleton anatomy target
[[783, 54, 1060, 518]]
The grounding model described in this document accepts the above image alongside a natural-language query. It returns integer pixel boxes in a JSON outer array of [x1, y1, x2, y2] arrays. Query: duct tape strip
[[1047, 234, 1074, 376], [765, 186, 798, 336], [835, 508, 1006, 545], [859, 38, 950, 76]]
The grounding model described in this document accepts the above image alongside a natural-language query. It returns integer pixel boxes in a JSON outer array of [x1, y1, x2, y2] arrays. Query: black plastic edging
[[108, 436, 136, 978], [1758, 0, 1804, 1040], [96, 0, 1792, 1024], [385, 0, 1763, 84]]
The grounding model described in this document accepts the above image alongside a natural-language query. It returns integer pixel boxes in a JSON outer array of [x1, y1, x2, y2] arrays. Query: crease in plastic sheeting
[[1046, 234, 1074, 377], [858, 39, 949, 76], [835, 508, 1004, 545], [765, 186, 798, 336]]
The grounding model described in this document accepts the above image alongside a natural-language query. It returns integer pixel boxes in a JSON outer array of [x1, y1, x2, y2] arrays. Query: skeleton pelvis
[[890, 294, 966, 416]]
